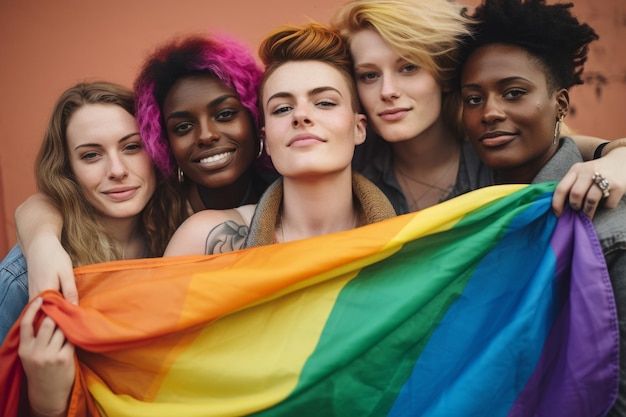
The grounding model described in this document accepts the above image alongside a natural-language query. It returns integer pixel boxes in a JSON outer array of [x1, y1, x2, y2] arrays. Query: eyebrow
[[165, 94, 239, 121], [73, 132, 140, 151], [266, 86, 343, 106], [461, 76, 532, 90], [354, 57, 412, 71]]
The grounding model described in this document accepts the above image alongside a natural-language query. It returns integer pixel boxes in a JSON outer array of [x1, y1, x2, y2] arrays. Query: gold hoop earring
[[553, 114, 564, 145], [177, 167, 184, 183], [257, 139, 264, 159]]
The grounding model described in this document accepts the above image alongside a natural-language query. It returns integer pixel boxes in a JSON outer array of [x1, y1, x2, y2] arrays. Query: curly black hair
[[457, 0, 598, 92]]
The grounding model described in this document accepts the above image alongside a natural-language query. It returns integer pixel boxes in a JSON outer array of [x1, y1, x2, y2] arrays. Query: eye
[[503, 88, 527, 99], [316, 99, 337, 108], [400, 63, 419, 73], [123, 142, 143, 153], [463, 95, 484, 106], [357, 72, 379, 83], [80, 151, 100, 161], [216, 109, 238, 121], [172, 122, 193, 135], [270, 104, 292, 116]]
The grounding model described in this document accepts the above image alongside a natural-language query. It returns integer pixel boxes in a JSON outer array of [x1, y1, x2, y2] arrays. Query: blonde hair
[[36, 82, 183, 266], [331, 0, 472, 139]]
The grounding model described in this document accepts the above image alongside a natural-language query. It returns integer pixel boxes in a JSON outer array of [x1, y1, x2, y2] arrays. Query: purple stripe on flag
[[508, 209, 619, 417]]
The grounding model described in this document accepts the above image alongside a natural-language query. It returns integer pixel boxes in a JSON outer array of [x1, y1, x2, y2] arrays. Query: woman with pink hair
[[134, 34, 276, 214]]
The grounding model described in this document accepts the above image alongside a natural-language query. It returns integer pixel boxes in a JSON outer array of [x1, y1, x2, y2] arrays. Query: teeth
[[199, 152, 233, 164]]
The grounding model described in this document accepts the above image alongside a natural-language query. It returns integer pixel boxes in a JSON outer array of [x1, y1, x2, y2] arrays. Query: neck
[[277, 170, 357, 243], [391, 116, 460, 173], [496, 143, 559, 184], [390, 119, 461, 211], [187, 171, 254, 212], [102, 216, 145, 260]]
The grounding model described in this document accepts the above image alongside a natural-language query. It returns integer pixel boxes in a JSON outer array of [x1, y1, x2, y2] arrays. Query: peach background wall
[[0, 0, 624, 258]]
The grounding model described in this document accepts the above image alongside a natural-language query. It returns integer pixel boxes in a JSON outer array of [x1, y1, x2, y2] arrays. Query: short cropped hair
[[457, 0, 599, 93], [257, 23, 361, 119]]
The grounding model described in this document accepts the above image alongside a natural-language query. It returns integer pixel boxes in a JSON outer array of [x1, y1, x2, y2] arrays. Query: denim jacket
[[0, 244, 29, 345]]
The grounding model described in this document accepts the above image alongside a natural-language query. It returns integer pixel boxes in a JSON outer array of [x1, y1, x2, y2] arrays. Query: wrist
[[593, 142, 610, 160], [600, 138, 626, 158]]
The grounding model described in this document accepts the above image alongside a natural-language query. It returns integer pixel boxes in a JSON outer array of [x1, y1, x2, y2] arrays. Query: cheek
[[356, 85, 376, 114], [462, 110, 482, 139], [136, 155, 156, 182], [233, 121, 258, 153], [167, 137, 189, 164], [407, 77, 441, 102], [262, 118, 286, 150], [72, 166, 100, 204]]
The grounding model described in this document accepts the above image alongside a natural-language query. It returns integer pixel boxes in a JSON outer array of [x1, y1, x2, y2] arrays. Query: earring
[[256, 138, 264, 159], [177, 167, 184, 183], [553, 114, 564, 145]]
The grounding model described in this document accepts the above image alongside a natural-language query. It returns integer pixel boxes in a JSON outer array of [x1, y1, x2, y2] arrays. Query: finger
[[582, 187, 601, 219], [60, 272, 79, 304], [601, 181, 621, 209], [553, 172, 578, 216], [59, 338, 75, 360], [20, 297, 43, 341], [47, 325, 69, 352], [34, 317, 58, 347]]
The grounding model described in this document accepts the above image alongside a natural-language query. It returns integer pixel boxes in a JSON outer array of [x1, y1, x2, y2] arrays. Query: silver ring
[[592, 172, 610, 198]]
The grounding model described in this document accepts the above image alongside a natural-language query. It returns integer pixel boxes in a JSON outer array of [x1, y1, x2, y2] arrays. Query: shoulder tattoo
[[205, 220, 249, 254]]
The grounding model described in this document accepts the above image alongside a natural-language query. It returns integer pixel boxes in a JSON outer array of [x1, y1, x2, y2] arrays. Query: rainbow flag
[[0, 183, 619, 417]]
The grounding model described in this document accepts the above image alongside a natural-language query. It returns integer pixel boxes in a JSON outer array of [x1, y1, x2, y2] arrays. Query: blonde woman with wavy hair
[[4, 81, 185, 416], [35, 82, 182, 265], [0, 81, 184, 344], [332, 0, 626, 217]]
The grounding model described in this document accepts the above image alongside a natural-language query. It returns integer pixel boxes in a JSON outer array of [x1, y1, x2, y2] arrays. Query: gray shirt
[[353, 133, 493, 215]]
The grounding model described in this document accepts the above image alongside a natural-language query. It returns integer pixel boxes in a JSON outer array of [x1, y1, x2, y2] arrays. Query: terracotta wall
[[1, 0, 624, 258]]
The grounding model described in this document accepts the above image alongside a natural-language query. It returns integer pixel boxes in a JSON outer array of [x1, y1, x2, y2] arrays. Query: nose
[[481, 96, 506, 125], [292, 103, 313, 128], [108, 153, 129, 180], [197, 118, 220, 144], [380, 74, 400, 101]]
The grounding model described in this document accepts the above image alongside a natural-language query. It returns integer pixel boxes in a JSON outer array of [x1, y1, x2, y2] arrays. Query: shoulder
[[0, 244, 28, 277], [164, 207, 255, 256]]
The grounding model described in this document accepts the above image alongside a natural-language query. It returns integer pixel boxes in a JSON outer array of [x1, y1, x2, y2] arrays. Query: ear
[[556, 89, 570, 118], [354, 113, 367, 146], [260, 127, 270, 157]]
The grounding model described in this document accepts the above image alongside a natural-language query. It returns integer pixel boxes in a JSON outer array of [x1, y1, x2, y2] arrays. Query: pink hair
[[134, 33, 263, 176]]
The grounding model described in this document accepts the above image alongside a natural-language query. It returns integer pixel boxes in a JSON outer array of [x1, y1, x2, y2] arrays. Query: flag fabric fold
[[0, 183, 619, 417]]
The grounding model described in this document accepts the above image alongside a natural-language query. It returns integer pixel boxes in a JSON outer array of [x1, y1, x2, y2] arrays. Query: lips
[[198, 151, 234, 164], [192, 148, 236, 169], [102, 187, 139, 201], [378, 107, 410, 122], [478, 131, 518, 147], [288, 133, 325, 147]]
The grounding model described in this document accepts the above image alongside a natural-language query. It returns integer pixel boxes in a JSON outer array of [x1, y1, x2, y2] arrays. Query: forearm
[[569, 135, 610, 161], [15, 193, 63, 254]]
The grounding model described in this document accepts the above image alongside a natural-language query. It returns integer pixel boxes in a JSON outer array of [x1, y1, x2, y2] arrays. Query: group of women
[[1, 0, 625, 415]]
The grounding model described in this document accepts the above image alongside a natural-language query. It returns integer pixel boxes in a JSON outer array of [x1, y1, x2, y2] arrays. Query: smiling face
[[66, 103, 156, 222], [162, 74, 258, 189], [349, 29, 443, 143], [261, 60, 366, 178], [461, 44, 568, 182]]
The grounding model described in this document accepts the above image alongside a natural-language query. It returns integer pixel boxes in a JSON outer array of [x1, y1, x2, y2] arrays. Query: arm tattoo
[[204, 220, 249, 254]]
